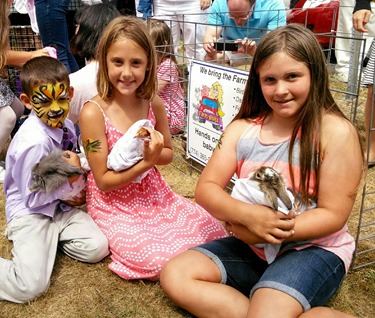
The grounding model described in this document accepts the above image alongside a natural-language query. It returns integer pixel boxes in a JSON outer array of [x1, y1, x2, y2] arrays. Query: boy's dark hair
[[20, 56, 70, 97], [70, 3, 121, 60]]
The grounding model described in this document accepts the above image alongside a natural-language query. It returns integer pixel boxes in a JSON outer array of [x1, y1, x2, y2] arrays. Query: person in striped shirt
[[148, 19, 186, 135]]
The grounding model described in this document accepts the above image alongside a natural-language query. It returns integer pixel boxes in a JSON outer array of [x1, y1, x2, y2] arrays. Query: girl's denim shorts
[[192, 236, 345, 311]]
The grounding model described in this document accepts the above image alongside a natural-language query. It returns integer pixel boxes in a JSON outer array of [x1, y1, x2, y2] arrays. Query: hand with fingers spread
[[235, 37, 257, 56]]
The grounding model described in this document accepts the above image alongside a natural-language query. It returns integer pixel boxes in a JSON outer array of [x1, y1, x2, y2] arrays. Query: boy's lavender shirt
[[4, 112, 77, 223]]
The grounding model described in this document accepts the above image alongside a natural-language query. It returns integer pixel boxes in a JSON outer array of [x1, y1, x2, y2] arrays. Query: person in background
[[68, 2, 121, 125], [0, 56, 109, 303], [147, 19, 185, 135], [137, 0, 153, 18], [203, 0, 286, 66], [353, 0, 375, 166], [35, 0, 79, 73], [79, 16, 227, 281], [335, 0, 375, 83], [153, 0, 212, 61], [160, 24, 362, 318], [0, 0, 53, 183]]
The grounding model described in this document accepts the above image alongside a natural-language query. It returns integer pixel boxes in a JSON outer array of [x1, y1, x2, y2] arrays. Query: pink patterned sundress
[[86, 101, 227, 280]]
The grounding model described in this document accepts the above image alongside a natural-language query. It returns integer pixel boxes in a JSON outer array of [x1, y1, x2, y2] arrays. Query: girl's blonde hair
[[96, 16, 157, 100], [0, 0, 11, 73]]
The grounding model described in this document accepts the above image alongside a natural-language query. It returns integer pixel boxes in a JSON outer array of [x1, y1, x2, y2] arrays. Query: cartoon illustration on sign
[[197, 81, 224, 132]]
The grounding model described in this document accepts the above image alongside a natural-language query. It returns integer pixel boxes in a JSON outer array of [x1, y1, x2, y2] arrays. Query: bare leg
[[299, 307, 357, 318], [246, 288, 356, 318], [246, 288, 303, 318], [160, 250, 249, 318], [365, 85, 375, 162]]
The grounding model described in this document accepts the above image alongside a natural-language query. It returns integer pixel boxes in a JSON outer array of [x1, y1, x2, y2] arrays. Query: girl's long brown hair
[[146, 19, 182, 80], [235, 24, 352, 205], [0, 0, 11, 74]]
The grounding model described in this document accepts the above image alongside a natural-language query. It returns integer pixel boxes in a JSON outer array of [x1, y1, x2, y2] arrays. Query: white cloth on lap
[[231, 177, 295, 264], [60, 175, 86, 201], [107, 119, 154, 183]]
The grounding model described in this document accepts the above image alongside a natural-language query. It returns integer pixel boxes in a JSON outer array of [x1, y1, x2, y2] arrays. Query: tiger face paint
[[31, 82, 70, 128]]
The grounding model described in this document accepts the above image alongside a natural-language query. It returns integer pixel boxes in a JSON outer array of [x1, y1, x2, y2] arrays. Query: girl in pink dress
[[148, 19, 186, 135], [79, 16, 227, 280]]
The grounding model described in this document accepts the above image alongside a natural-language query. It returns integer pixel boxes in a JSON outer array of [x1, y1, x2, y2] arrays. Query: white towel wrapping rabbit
[[107, 119, 154, 183], [231, 176, 295, 264]]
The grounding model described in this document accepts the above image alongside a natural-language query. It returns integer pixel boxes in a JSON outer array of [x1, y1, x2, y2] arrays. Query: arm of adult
[[6, 48, 50, 68], [195, 119, 296, 245], [203, 25, 222, 58], [353, 0, 372, 32]]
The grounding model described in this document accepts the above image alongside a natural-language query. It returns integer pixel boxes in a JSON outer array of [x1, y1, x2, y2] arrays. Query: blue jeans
[[35, 0, 79, 73], [192, 236, 346, 311]]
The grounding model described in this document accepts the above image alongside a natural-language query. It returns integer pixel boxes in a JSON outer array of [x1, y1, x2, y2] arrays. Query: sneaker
[[0, 166, 5, 184]]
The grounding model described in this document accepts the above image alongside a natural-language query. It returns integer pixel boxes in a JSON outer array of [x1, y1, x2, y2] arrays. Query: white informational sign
[[187, 60, 249, 166]]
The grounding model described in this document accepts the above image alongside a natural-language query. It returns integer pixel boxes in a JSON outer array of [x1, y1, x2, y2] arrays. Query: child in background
[[147, 19, 186, 135], [68, 2, 121, 125], [160, 24, 363, 318], [0, 56, 109, 303], [79, 16, 227, 281]]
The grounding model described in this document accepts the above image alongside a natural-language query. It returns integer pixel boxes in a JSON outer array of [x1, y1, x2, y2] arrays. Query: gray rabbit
[[29, 150, 84, 194], [249, 166, 293, 211]]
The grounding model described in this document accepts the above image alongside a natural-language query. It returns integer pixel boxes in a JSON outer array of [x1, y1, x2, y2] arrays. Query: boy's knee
[[10, 277, 49, 303], [91, 235, 110, 263], [81, 235, 109, 263]]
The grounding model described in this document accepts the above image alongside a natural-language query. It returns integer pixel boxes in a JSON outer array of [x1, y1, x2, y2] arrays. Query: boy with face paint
[[0, 56, 109, 304]]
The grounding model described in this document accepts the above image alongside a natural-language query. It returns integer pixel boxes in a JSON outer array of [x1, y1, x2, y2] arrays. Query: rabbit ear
[[278, 188, 293, 210], [264, 188, 279, 210]]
